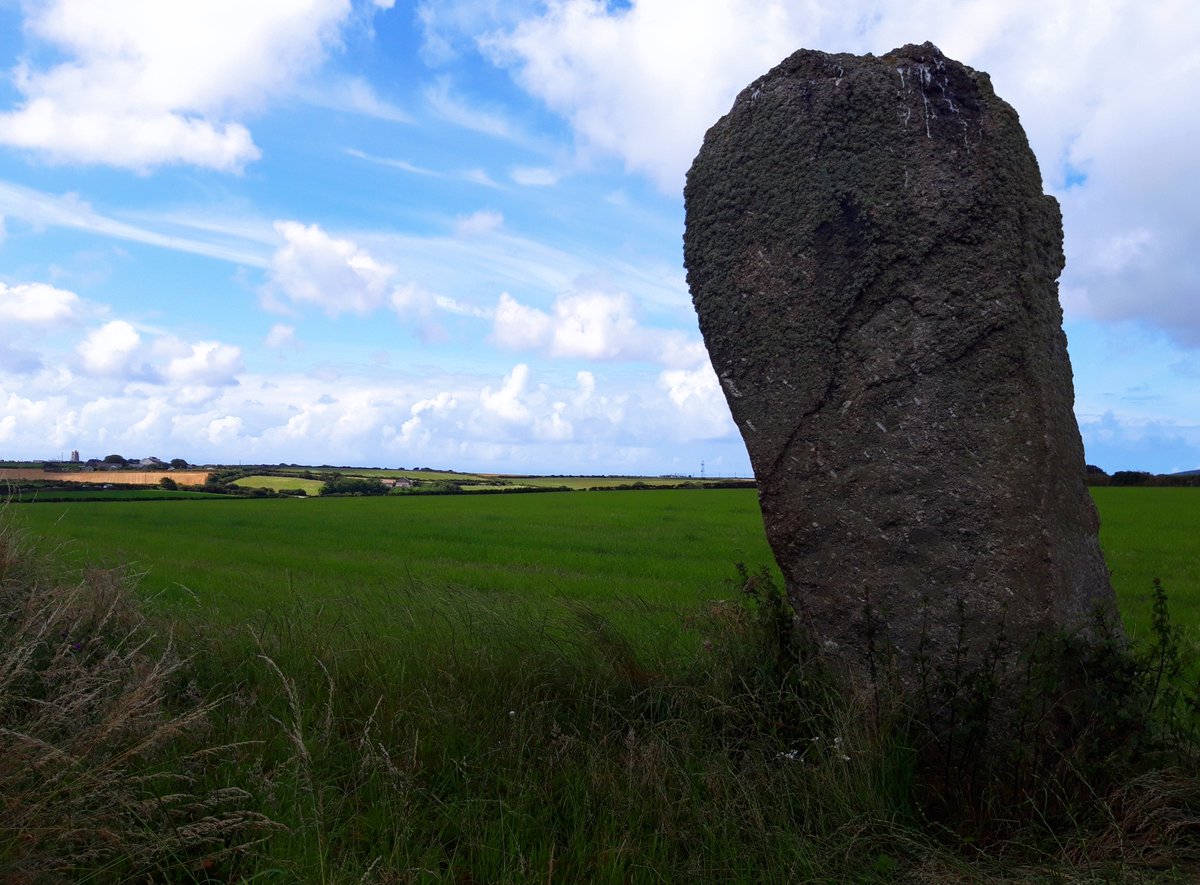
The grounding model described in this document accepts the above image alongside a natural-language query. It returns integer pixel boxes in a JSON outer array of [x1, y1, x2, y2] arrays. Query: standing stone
[[684, 43, 1117, 684]]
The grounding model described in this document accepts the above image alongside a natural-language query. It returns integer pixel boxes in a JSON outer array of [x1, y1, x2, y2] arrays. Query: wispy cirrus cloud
[[0, 180, 272, 266]]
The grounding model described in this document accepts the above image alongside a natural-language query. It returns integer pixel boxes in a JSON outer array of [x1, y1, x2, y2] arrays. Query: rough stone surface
[[684, 43, 1117, 683]]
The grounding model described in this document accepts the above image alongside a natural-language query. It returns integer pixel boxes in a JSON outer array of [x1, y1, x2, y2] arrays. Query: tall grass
[[0, 513, 276, 882], [167, 577, 924, 882]]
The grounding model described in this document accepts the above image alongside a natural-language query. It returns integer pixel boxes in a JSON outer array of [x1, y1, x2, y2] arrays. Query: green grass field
[[5, 488, 226, 502], [231, 474, 326, 495], [12, 487, 1200, 635], [13, 490, 780, 630], [7, 487, 1200, 882], [1093, 487, 1200, 636]]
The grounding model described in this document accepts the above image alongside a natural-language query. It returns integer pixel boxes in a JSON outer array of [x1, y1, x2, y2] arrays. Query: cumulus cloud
[[264, 220, 494, 326], [492, 292, 555, 350], [1078, 410, 1200, 474], [0, 358, 747, 472], [474, 0, 1200, 347], [0, 282, 84, 323], [548, 290, 639, 359], [482, 0, 813, 191], [266, 221, 396, 316], [399, 391, 458, 445], [72, 318, 243, 392], [77, 320, 143, 376], [658, 363, 736, 439], [162, 341, 244, 386], [0, 0, 355, 170], [479, 363, 534, 425], [492, 287, 706, 364]]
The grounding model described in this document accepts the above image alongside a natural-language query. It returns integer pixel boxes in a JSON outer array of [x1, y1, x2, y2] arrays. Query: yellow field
[[0, 468, 209, 485]]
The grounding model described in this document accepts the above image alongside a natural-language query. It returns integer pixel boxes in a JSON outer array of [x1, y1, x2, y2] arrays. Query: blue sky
[[1, 0, 1197, 475]]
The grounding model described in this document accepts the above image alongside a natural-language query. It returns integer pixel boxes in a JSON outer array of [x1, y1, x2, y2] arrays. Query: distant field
[[0, 468, 209, 485], [6, 488, 226, 502], [10, 487, 1198, 637], [232, 475, 325, 494], [335, 468, 736, 489], [333, 468, 488, 481], [498, 476, 731, 489]]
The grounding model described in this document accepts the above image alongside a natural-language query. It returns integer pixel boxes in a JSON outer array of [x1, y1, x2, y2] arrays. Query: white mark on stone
[[745, 419, 757, 431], [720, 374, 743, 398], [875, 421, 888, 433]]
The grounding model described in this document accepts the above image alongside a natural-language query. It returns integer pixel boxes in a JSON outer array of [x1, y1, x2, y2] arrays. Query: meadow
[[5, 487, 1200, 882], [231, 474, 327, 495], [13, 487, 1196, 635], [13, 490, 777, 618], [2, 487, 227, 503]]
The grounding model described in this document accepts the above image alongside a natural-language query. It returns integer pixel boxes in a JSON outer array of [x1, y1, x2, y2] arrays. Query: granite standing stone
[[684, 43, 1117, 683]]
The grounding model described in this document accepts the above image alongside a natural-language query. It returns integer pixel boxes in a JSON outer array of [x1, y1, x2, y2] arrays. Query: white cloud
[[304, 76, 411, 123], [390, 281, 438, 315], [0, 359, 747, 472], [0, 180, 272, 266], [492, 287, 707, 364], [511, 166, 561, 186], [69, 316, 245, 393], [454, 209, 504, 236], [658, 362, 735, 439], [77, 320, 142, 376], [416, 2, 543, 65], [476, 0, 1200, 348], [346, 149, 439, 177], [548, 290, 638, 359], [202, 415, 244, 447], [0, 282, 84, 323], [493, 292, 553, 349], [424, 76, 522, 140], [163, 341, 244, 386], [266, 220, 396, 316], [0, 0, 355, 170], [483, 0, 814, 192], [265, 324, 297, 348], [479, 363, 533, 424], [399, 391, 458, 444]]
